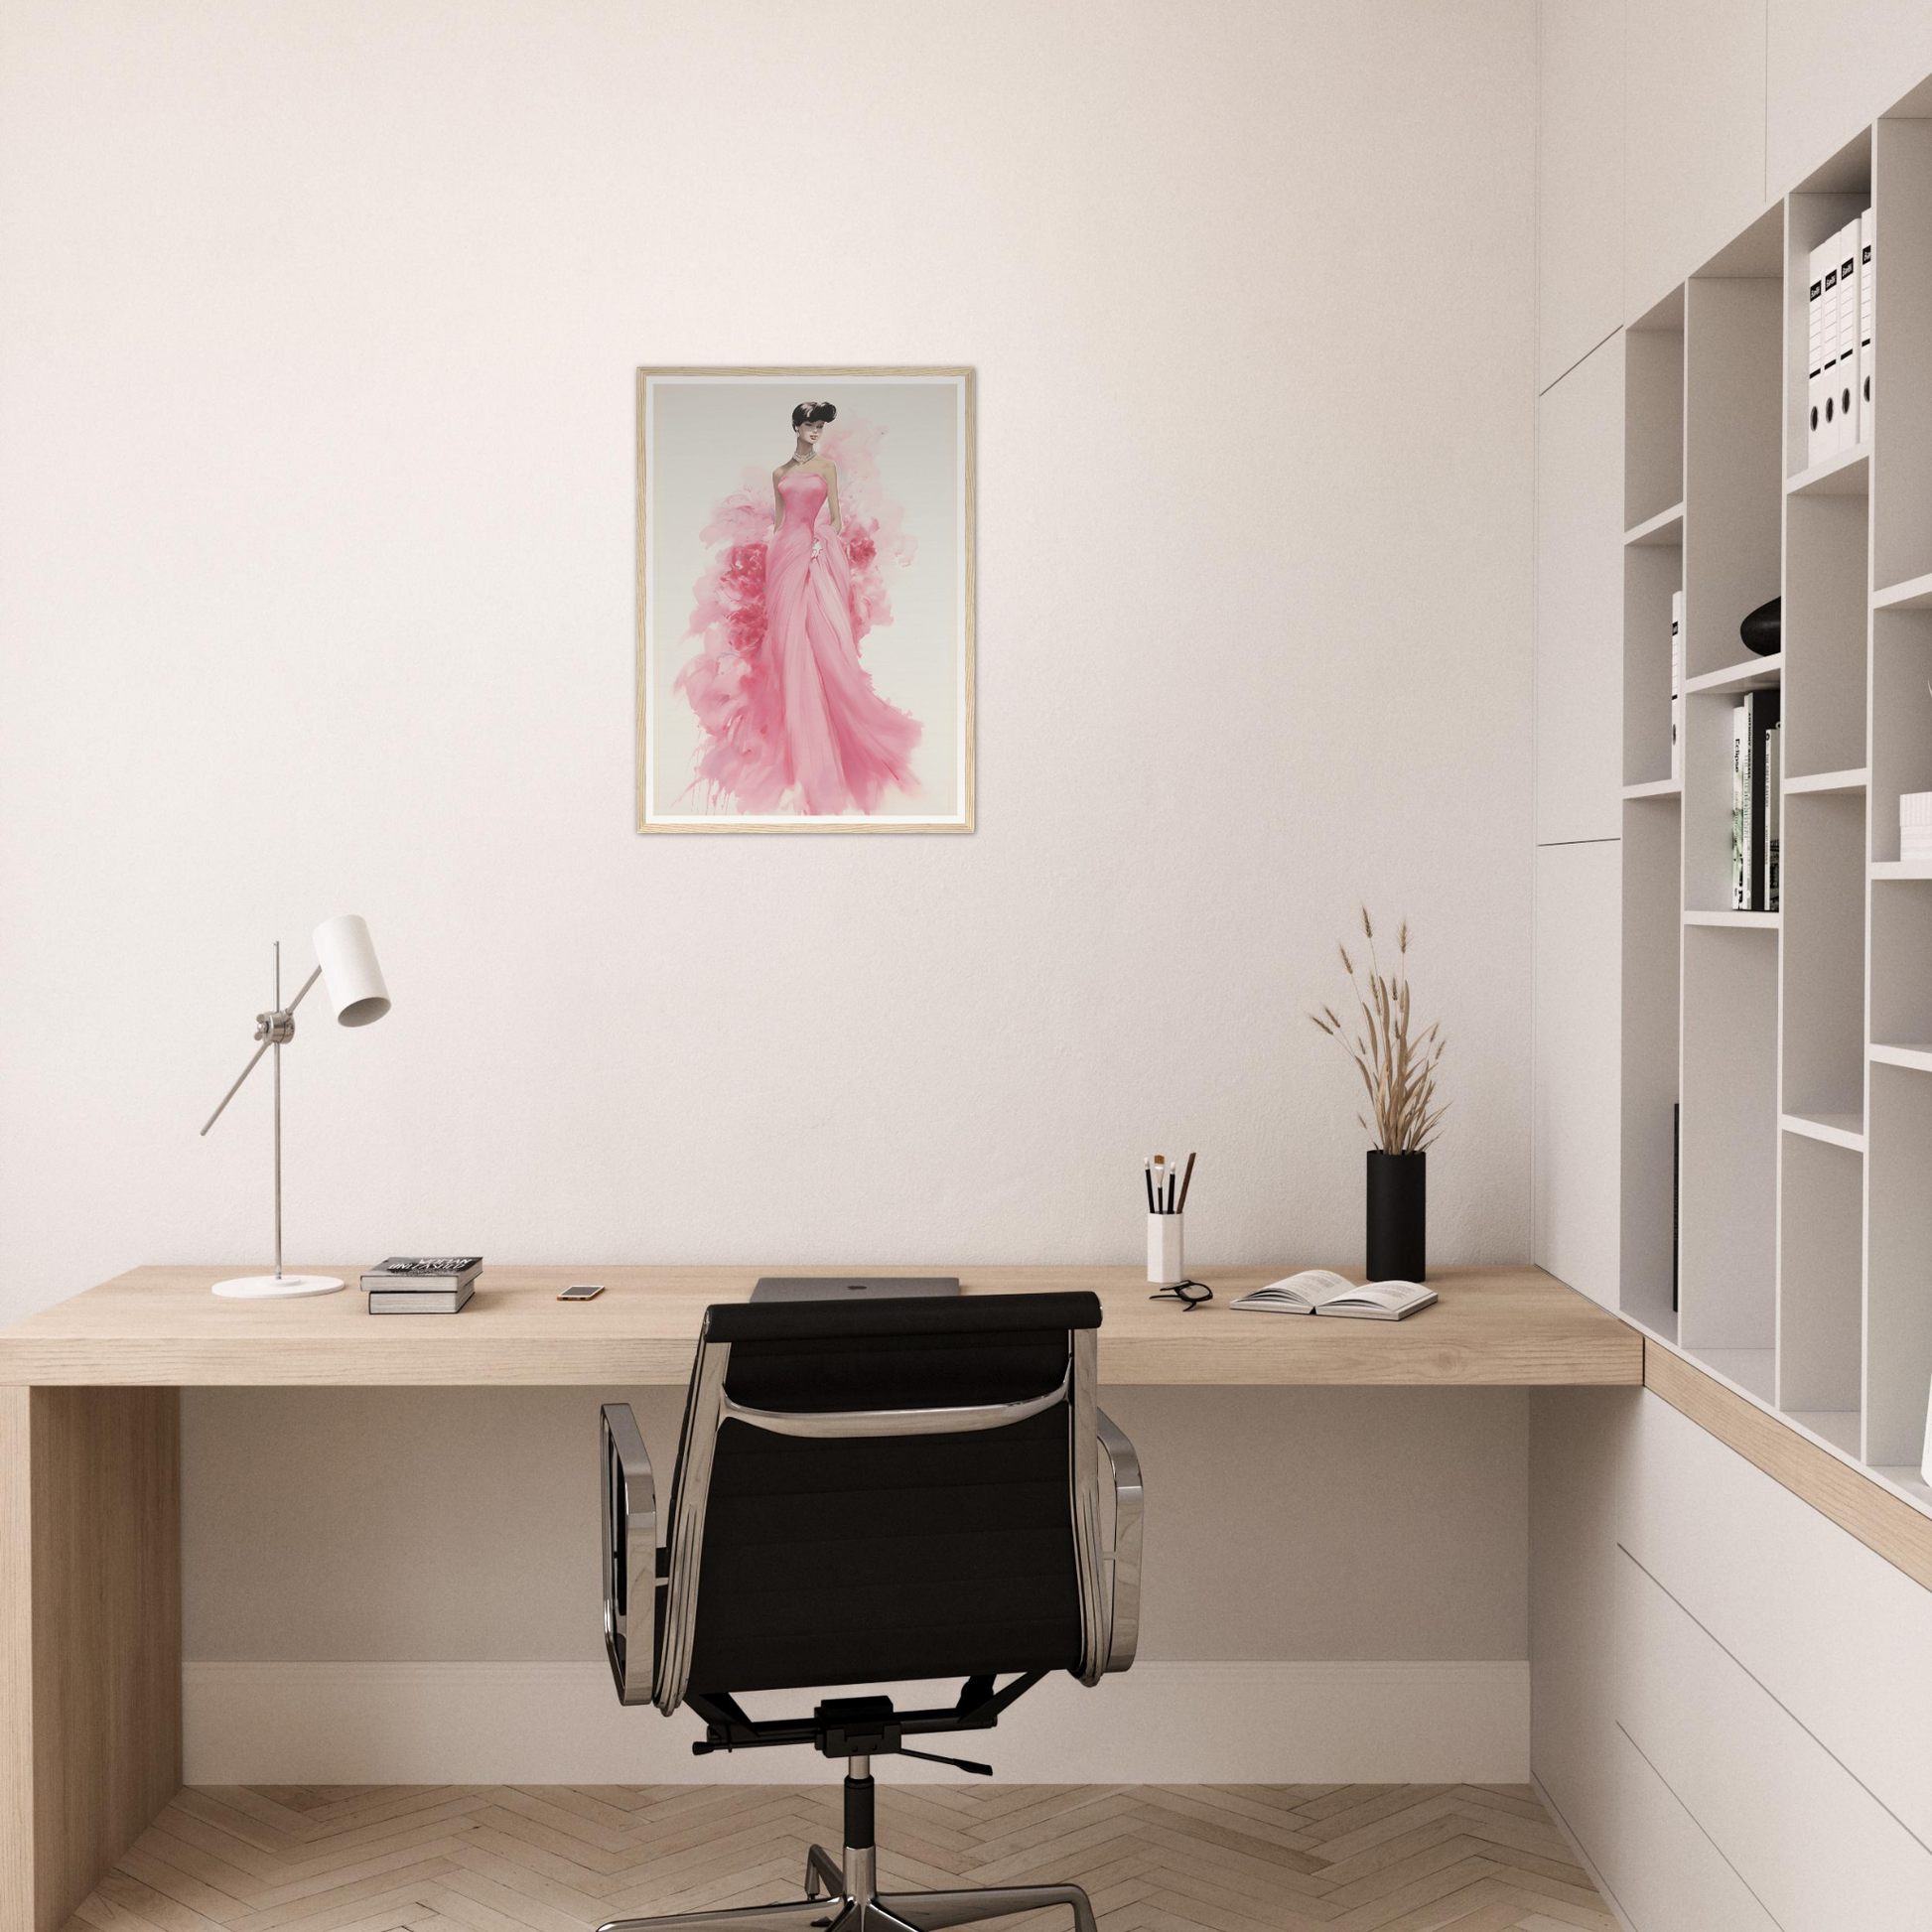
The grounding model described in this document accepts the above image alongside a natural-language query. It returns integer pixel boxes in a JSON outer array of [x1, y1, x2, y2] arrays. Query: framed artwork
[[635, 366, 975, 833]]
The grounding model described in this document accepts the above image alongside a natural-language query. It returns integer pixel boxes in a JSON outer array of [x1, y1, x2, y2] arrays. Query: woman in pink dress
[[675, 402, 921, 816]]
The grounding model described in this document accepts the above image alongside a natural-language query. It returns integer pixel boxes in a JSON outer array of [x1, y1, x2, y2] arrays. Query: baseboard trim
[[183, 1659, 1528, 1785]]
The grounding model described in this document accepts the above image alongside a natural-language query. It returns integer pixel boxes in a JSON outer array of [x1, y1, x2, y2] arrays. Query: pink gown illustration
[[675, 422, 922, 816]]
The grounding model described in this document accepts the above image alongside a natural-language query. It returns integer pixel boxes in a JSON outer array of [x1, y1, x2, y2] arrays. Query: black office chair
[[597, 1291, 1143, 1932]]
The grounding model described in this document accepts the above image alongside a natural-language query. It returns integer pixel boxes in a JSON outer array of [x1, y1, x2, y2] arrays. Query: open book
[[1230, 1270, 1438, 1320]]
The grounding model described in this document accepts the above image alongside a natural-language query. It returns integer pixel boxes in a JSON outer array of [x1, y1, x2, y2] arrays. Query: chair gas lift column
[[598, 1293, 1144, 1932]]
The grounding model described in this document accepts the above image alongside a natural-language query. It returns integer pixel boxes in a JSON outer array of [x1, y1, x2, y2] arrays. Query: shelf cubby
[[1869, 873, 1932, 1050], [1867, 1062, 1932, 1465], [1872, 114, 1932, 594], [1784, 494, 1868, 777], [1781, 791, 1866, 1118], [1619, 793, 1683, 1341], [1683, 677, 1781, 914], [1869, 607, 1932, 861], [1684, 248, 1782, 684], [1678, 924, 1778, 1362], [1786, 173, 1870, 483], [1625, 288, 1684, 532], [1776, 1132, 1863, 1427], [1622, 538, 1681, 788]]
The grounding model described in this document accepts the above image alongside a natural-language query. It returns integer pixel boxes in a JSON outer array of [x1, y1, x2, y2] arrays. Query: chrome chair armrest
[[1095, 1407, 1143, 1673], [601, 1403, 658, 1707]]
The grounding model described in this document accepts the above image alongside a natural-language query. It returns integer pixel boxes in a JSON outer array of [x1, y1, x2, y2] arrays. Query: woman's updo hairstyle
[[791, 400, 837, 430]]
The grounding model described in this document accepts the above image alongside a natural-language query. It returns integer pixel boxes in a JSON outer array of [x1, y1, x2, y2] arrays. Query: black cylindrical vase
[[1366, 1150, 1427, 1282]]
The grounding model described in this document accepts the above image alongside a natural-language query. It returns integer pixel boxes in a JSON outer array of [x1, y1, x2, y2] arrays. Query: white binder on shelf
[[1822, 230, 1846, 456], [1807, 239, 1831, 467], [1836, 219, 1861, 456], [1860, 207, 1874, 446]]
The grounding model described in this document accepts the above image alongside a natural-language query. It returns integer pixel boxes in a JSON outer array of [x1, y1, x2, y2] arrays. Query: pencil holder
[[1148, 1212, 1185, 1286]]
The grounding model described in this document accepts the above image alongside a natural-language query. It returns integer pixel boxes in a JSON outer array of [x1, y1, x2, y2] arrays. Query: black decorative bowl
[[1740, 595, 1781, 657]]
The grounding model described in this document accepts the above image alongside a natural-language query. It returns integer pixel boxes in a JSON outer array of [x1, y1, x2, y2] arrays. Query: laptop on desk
[[751, 1276, 961, 1303]]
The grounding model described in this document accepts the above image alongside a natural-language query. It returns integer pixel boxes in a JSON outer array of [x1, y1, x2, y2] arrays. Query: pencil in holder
[[1148, 1211, 1185, 1286]]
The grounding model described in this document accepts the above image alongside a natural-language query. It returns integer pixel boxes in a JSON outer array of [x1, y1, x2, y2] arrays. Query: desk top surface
[[0, 1263, 1640, 1387]]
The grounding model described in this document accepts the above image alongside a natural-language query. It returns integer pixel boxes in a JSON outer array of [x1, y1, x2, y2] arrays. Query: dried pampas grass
[[1310, 907, 1449, 1154]]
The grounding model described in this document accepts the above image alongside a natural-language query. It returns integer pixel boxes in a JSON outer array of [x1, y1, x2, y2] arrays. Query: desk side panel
[[1, 1390, 31, 1932], [28, 1388, 182, 1932]]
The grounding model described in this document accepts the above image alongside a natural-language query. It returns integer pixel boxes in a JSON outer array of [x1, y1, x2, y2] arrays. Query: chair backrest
[[651, 1292, 1107, 1713]]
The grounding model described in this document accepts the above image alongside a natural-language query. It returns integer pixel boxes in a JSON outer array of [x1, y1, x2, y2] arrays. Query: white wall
[[0, 0, 1537, 1313], [0, 0, 1540, 1771]]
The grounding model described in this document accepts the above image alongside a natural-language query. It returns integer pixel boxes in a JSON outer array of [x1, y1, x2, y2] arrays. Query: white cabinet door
[[1768, 0, 1932, 194], [1625, 0, 1769, 318], [1537, 336, 1624, 844], [1599, 1725, 1781, 1932], [1534, 840, 1621, 1308], [1622, 1390, 1932, 1852], [1529, 1387, 1637, 1862], [1617, 1546, 1932, 1930], [1538, 0, 1624, 390]]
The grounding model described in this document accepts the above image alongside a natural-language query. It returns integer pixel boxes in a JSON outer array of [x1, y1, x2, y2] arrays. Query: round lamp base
[[210, 1274, 345, 1300]]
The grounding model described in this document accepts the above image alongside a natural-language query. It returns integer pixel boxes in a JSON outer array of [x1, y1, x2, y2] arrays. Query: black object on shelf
[[1366, 1150, 1426, 1282], [1740, 595, 1781, 657], [1672, 1102, 1680, 1314]]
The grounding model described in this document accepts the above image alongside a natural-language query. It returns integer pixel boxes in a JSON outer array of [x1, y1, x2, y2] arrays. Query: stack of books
[[361, 1256, 483, 1313], [1729, 692, 1781, 911]]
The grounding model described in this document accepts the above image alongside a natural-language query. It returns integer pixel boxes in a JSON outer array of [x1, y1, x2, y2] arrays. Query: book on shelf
[[1230, 1270, 1437, 1320], [1730, 704, 1749, 907], [1671, 1102, 1680, 1316], [1670, 591, 1683, 781], [368, 1282, 475, 1315], [1765, 720, 1781, 912]]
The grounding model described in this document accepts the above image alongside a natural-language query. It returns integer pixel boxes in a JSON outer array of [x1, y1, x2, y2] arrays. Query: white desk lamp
[[200, 913, 391, 1299]]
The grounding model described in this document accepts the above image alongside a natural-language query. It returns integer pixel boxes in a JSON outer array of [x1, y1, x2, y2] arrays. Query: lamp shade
[[312, 914, 390, 1027]]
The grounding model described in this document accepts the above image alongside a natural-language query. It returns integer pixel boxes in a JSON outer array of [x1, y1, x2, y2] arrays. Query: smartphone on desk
[[558, 1283, 605, 1302]]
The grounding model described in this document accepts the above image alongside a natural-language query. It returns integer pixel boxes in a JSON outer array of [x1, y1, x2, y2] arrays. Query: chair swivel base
[[595, 1842, 1098, 1932]]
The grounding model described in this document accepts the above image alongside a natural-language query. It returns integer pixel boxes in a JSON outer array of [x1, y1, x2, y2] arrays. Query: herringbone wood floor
[[66, 1784, 1617, 1932]]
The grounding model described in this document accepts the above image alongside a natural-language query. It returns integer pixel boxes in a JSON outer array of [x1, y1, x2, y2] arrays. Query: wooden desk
[[0, 1261, 1637, 1388], [0, 1263, 1635, 1932]]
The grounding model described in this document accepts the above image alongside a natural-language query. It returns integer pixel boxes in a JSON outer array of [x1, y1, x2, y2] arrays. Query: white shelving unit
[[1619, 103, 1932, 1515]]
